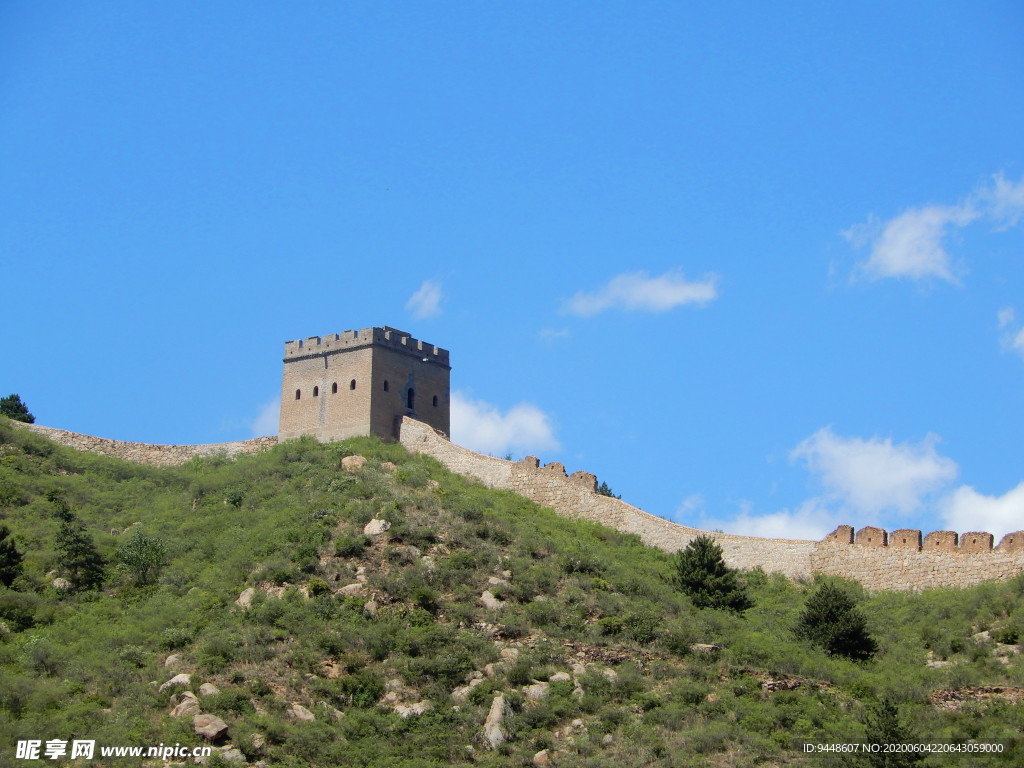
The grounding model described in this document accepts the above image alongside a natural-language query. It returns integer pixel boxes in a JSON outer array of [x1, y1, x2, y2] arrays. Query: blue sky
[[3, 2, 1024, 542]]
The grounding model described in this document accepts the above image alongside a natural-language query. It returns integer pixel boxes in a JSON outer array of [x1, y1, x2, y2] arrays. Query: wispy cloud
[[562, 269, 718, 317], [941, 482, 1024, 540], [406, 279, 443, 319], [791, 427, 958, 515], [539, 328, 570, 342], [250, 397, 280, 437], [998, 306, 1024, 360], [845, 172, 1024, 283], [701, 498, 843, 541], [450, 391, 559, 456]]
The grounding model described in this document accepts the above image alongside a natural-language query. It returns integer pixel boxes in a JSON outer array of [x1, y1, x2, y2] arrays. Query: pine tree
[[0, 394, 35, 423], [795, 582, 877, 660], [0, 524, 24, 587], [674, 535, 752, 612], [863, 697, 923, 766], [55, 517, 105, 591]]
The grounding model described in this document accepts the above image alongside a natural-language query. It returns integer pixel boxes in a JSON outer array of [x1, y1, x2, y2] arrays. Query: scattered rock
[[394, 701, 432, 718], [235, 588, 256, 609], [193, 714, 228, 741], [571, 718, 585, 730], [571, 662, 587, 677], [452, 685, 473, 702], [381, 461, 396, 472], [288, 703, 316, 722], [427, 479, 440, 489], [170, 692, 200, 718], [601, 668, 618, 682], [533, 749, 550, 766], [523, 682, 550, 701], [483, 663, 502, 678], [251, 733, 266, 752], [549, 672, 571, 683], [217, 747, 245, 763], [159, 673, 192, 692], [995, 644, 1021, 657], [320, 659, 342, 679], [52, 577, 71, 591], [342, 455, 367, 472], [488, 576, 510, 588], [480, 591, 505, 611], [690, 643, 721, 654], [499, 647, 519, 661], [971, 630, 992, 644], [500, 570, 513, 580], [602, 733, 614, 745], [164, 654, 181, 668], [483, 694, 510, 749], [199, 683, 221, 697], [421, 555, 436, 571], [363, 599, 378, 616], [364, 519, 391, 536], [339, 583, 365, 596]]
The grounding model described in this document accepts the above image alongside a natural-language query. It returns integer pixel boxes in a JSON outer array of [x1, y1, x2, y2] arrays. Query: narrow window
[[432, 395, 438, 407], [331, 382, 338, 394], [407, 389, 415, 410], [383, 380, 389, 392], [313, 386, 319, 397], [295, 389, 301, 400], [350, 379, 356, 390]]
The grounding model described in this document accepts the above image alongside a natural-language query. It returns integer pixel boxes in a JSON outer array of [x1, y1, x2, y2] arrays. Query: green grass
[[1, 416, 1023, 766]]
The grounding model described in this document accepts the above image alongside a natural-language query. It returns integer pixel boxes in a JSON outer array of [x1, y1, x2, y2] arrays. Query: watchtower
[[278, 327, 450, 442]]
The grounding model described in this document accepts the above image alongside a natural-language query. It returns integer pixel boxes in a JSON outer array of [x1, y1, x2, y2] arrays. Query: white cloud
[[791, 427, 958, 515], [998, 306, 1016, 329], [941, 482, 1024, 540], [997, 306, 1024, 360], [450, 391, 559, 456], [562, 269, 718, 316], [406, 279, 443, 319], [250, 397, 280, 437], [847, 204, 976, 283], [846, 172, 1024, 283], [539, 328, 570, 342]]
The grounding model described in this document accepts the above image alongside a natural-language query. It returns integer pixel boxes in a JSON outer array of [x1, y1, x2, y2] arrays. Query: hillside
[[0, 417, 1022, 767]]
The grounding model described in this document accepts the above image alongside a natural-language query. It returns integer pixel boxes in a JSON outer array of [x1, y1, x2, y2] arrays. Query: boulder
[[549, 672, 572, 683], [523, 682, 550, 701], [52, 578, 71, 591], [170, 692, 200, 718], [479, 591, 504, 611], [394, 701, 432, 718], [163, 654, 181, 668], [199, 683, 221, 697], [288, 703, 316, 721], [364, 519, 391, 536], [235, 588, 256, 609], [533, 749, 550, 766], [159, 673, 192, 692], [342, 455, 367, 472], [193, 714, 228, 741], [217, 748, 245, 763], [483, 694, 510, 750], [339, 583, 365, 596]]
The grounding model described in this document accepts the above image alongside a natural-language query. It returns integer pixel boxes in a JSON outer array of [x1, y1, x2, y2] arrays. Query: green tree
[[0, 394, 34, 423], [673, 535, 751, 612], [596, 481, 621, 499], [55, 517, 105, 591], [863, 697, 923, 766], [0, 524, 24, 587], [115, 529, 167, 585], [795, 582, 877, 660]]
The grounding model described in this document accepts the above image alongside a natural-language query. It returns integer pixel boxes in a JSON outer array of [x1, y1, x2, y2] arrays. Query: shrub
[[115, 529, 168, 585], [334, 535, 370, 558], [795, 583, 877, 660], [673, 535, 751, 612], [0, 525, 24, 588]]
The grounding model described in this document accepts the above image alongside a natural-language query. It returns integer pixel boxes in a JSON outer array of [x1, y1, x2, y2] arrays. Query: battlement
[[824, 525, 1024, 554], [283, 326, 449, 366]]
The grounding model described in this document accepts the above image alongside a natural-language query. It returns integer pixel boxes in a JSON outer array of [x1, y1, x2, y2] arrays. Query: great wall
[[13, 418, 1024, 592]]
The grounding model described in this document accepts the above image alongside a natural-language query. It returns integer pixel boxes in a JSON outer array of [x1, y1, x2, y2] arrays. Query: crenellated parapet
[[284, 326, 449, 367], [824, 525, 1024, 554]]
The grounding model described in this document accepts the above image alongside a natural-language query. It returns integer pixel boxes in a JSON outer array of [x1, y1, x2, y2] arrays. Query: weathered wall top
[[284, 327, 450, 367]]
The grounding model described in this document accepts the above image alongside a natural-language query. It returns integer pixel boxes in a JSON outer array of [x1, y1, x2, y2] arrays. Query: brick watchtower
[[278, 327, 450, 442]]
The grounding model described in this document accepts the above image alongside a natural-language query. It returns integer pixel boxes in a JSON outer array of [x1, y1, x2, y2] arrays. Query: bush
[[0, 525, 24, 588], [673, 535, 751, 612], [115, 529, 168, 585], [795, 583, 877, 660]]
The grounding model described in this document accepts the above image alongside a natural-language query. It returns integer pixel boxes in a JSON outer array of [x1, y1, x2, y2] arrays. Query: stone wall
[[14, 423, 278, 467], [398, 417, 1024, 591]]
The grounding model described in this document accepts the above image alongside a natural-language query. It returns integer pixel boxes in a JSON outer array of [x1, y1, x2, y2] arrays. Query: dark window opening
[[295, 389, 301, 400], [332, 382, 338, 394], [407, 389, 415, 410], [313, 386, 319, 397], [383, 380, 389, 392], [432, 395, 438, 407], [350, 379, 356, 390]]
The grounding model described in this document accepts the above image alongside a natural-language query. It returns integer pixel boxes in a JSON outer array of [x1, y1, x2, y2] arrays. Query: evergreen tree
[[596, 481, 621, 499], [55, 517, 105, 591], [0, 524, 24, 587], [795, 582, 877, 660], [673, 535, 752, 612], [863, 697, 923, 766], [0, 394, 34, 423]]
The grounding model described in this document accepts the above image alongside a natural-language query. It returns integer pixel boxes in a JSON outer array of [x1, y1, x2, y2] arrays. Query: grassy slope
[[0, 417, 1022, 767]]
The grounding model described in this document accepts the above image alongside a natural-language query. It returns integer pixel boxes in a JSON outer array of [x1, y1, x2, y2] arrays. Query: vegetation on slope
[[0, 416, 1023, 767]]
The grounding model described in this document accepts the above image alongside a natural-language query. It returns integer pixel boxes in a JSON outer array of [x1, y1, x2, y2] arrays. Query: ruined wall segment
[[399, 417, 1024, 591], [15, 423, 277, 467]]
